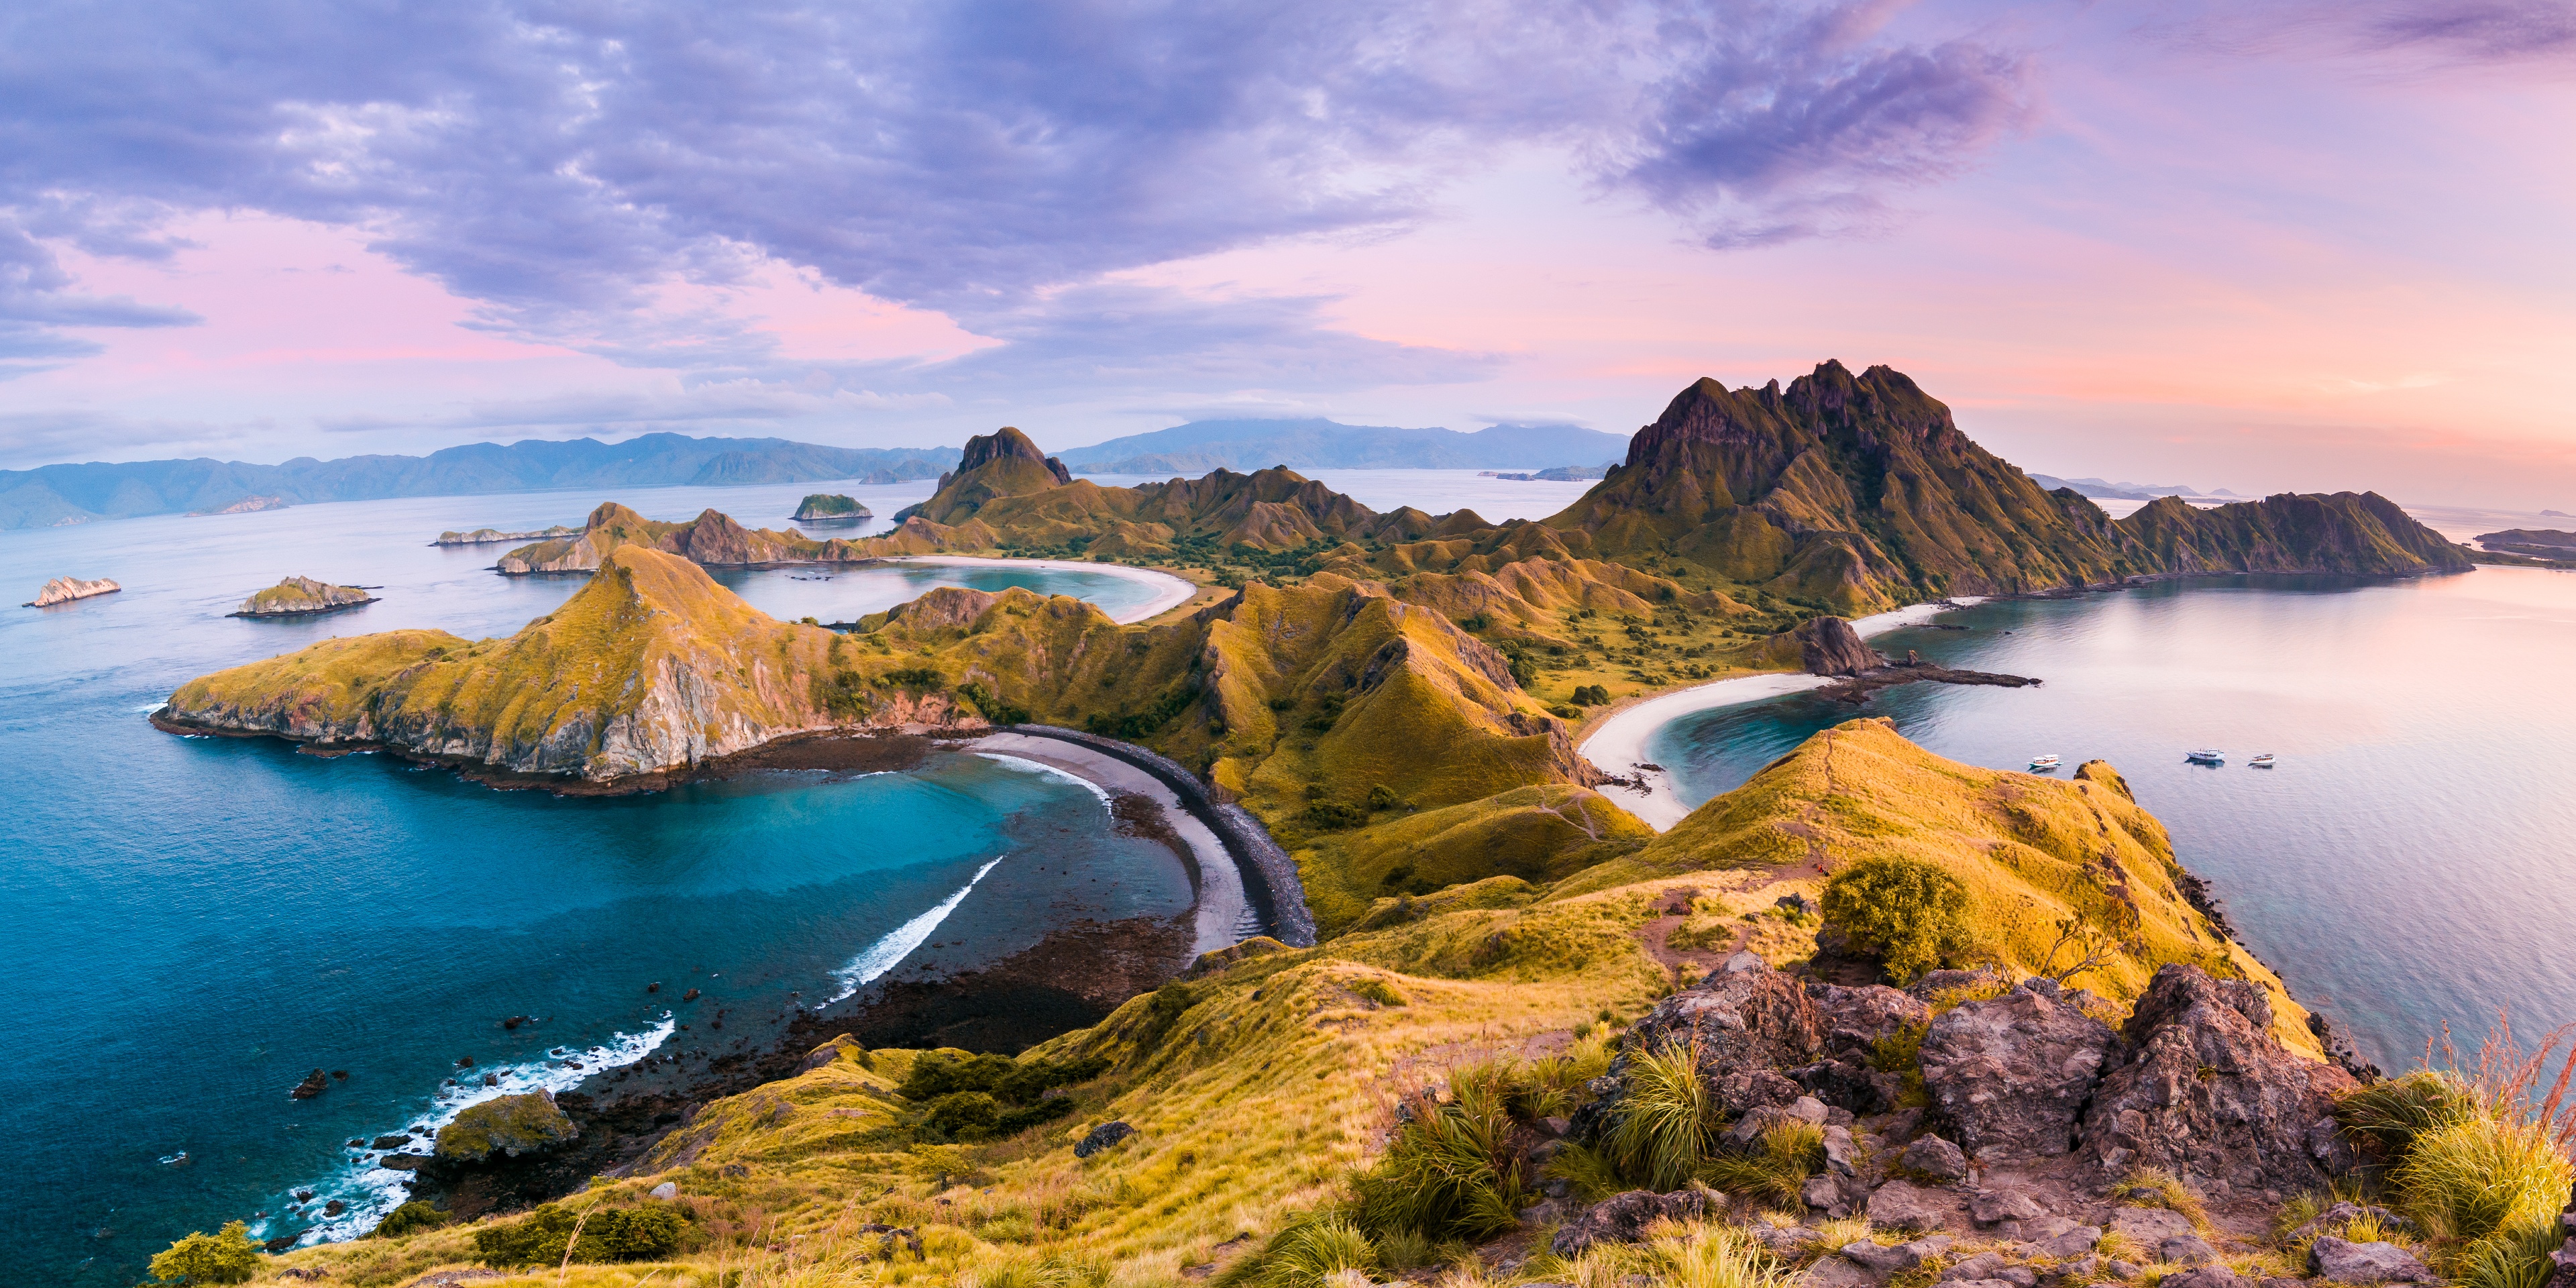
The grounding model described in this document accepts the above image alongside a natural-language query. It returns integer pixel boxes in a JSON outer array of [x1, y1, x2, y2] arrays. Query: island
[[25, 576, 119, 607], [2475, 527, 2576, 557], [433, 525, 576, 546], [790, 493, 872, 521], [170, 363, 2508, 1288], [227, 576, 378, 618], [189, 494, 290, 516]]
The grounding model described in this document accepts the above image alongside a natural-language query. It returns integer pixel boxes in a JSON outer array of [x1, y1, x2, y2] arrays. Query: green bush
[[1820, 855, 1978, 983], [1350, 977, 1407, 1008], [899, 1051, 1108, 1106], [149, 1221, 261, 1284], [924, 1090, 1004, 1140], [471, 1201, 689, 1266], [372, 1199, 451, 1238], [1607, 1041, 1716, 1191], [2339, 1070, 2480, 1163]]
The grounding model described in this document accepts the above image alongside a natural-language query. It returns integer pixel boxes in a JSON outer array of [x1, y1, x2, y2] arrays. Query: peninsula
[[227, 576, 378, 618], [25, 575, 119, 607], [433, 525, 577, 546]]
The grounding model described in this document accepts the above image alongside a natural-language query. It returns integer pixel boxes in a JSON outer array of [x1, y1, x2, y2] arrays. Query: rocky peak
[[957, 426, 1073, 485], [1790, 615, 1886, 677]]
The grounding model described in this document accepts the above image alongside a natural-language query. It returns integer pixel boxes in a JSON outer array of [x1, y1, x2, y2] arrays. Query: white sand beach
[[1579, 598, 1986, 831], [888, 555, 1195, 623]]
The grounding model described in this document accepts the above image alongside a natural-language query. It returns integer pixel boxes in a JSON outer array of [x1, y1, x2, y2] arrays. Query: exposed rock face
[[2309, 1238, 2435, 1284], [496, 502, 838, 574], [2123, 492, 2472, 576], [1550, 1186, 1720, 1257], [1792, 616, 1887, 677], [229, 576, 377, 617], [25, 575, 118, 606], [2075, 964, 2357, 1190], [1074, 1121, 1134, 1159], [1866, 1180, 1949, 1232], [1919, 979, 2114, 1159], [1794, 982, 1929, 1116], [957, 425, 1074, 484], [1607, 958, 1821, 1118]]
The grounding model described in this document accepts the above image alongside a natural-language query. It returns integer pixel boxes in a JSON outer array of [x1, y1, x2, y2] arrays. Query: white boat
[[2028, 755, 2061, 771], [2186, 749, 2224, 764], [2249, 753, 2276, 768]]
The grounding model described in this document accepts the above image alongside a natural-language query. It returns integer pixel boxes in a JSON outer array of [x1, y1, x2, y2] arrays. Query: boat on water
[[2029, 754, 2061, 771], [2186, 749, 2225, 764], [2249, 753, 2276, 768]]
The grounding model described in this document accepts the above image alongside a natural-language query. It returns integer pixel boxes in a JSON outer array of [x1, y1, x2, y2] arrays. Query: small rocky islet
[[790, 492, 871, 521], [24, 575, 119, 607], [227, 576, 378, 618], [156, 364, 2534, 1287]]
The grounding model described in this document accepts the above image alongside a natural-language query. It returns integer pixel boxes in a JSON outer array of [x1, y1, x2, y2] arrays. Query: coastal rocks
[[1790, 616, 1888, 677], [434, 525, 574, 546], [2308, 1237, 2435, 1283], [1075, 1121, 1135, 1158], [2076, 964, 2356, 1190], [434, 1091, 578, 1162], [1919, 979, 2114, 1158], [1550, 1186, 1719, 1257], [25, 576, 119, 607], [290, 1068, 330, 1099], [792, 494, 872, 522], [371, 1134, 413, 1150], [229, 576, 378, 617]]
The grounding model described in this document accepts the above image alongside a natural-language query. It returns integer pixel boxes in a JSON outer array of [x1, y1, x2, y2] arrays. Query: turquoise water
[[1645, 570, 2576, 1072], [0, 482, 1189, 1285]]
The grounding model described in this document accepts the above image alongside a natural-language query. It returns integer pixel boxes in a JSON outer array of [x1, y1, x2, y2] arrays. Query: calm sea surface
[[1645, 569, 2576, 1072]]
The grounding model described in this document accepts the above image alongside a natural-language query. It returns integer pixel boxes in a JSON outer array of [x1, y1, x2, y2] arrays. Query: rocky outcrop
[[2122, 492, 2472, 576], [1793, 982, 1929, 1116], [2075, 964, 2357, 1190], [1789, 616, 1886, 677], [434, 1091, 578, 1162], [792, 494, 871, 521], [1919, 979, 2114, 1159], [496, 502, 827, 574], [229, 576, 377, 617], [2310, 1237, 2435, 1283], [1550, 1186, 1721, 1257], [25, 575, 118, 606], [1607, 954, 1821, 1118], [435, 525, 575, 545]]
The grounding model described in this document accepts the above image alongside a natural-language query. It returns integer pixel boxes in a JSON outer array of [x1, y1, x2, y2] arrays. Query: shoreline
[[884, 554, 1197, 623], [1579, 598, 1986, 830]]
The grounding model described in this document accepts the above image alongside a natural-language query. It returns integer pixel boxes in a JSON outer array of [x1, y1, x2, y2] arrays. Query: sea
[[1643, 567, 2576, 1074], [3, 466, 2558, 1279]]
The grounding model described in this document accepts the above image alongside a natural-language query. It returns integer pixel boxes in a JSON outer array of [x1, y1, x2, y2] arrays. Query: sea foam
[[972, 751, 1113, 805], [826, 855, 1004, 1004]]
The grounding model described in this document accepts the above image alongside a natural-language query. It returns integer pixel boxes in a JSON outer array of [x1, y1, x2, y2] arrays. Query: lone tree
[[1821, 855, 1979, 983], [150, 1220, 261, 1284]]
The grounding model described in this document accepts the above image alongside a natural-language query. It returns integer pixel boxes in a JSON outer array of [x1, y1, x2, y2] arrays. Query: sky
[[0, 0, 2569, 506]]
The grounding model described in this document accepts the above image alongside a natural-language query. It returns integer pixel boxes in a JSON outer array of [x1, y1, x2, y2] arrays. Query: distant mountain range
[[2027, 474, 2240, 500], [1054, 417, 1629, 476], [0, 435, 960, 530]]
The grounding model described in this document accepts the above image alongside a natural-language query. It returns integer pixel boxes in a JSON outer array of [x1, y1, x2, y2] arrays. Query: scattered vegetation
[[148, 1220, 261, 1284], [1820, 855, 1979, 983]]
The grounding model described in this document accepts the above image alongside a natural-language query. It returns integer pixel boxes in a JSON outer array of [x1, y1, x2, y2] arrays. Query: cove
[[1633, 569, 2576, 1075]]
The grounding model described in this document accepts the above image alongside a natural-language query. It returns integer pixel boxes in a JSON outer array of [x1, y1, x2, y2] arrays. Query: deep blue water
[[1646, 570, 2576, 1073], [0, 481, 1191, 1284]]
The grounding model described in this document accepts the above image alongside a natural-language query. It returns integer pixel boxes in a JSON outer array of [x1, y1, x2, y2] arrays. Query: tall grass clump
[[1562, 1220, 1791, 1288], [1705, 1121, 1826, 1207], [2339, 1071, 2481, 1164], [1352, 1063, 1529, 1243], [1219, 1215, 1379, 1288], [2395, 1116, 2567, 1247], [1607, 1041, 1717, 1191]]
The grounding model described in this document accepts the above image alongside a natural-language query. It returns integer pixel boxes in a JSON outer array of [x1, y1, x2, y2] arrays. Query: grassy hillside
[[247, 721, 2324, 1287]]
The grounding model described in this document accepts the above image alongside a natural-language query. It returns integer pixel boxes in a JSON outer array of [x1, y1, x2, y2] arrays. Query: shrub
[[955, 681, 1031, 725], [472, 1201, 689, 1266], [1607, 1040, 1717, 1191], [1351, 977, 1407, 1008], [2457, 1212, 2564, 1288], [1366, 783, 1400, 811], [1820, 856, 1978, 983], [372, 1199, 451, 1238], [1221, 1214, 1378, 1288], [900, 1051, 1108, 1106], [149, 1221, 261, 1284], [1705, 1120, 1826, 1206], [2339, 1070, 2481, 1163], [2395, 1114, 2569, 1246], [924, 1091, 1005, 1140], [1352, 1066, 1527, 1242], [1305, 800, 1368, 829]]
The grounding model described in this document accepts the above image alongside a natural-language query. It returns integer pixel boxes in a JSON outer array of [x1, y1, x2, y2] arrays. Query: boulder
[[2309, 1238, 2435, 1284], [376, 1154, 421, 1171], [2027, 1227, 2102, 1260], [1919, 981, 2113, 1158], [1941, 1254, 2037, 1287], [1902, 1134, 1968, 1181], [1867, 1179, 1948, 1232], [1074, 1121, 1134, 1159], [1804, 1258, 1880, 1288], [1795, 1058, 1906, 1116], [433, 1091, 578, 1162], [1970, 1189, 2047, 1226], [1794, 616, 1887, 677], [1587, 959, 1821, 1138], [2159, 1235, 2220, 1266], [2159, 1268, 2241, 1288], [1809, 983, 1933, 1053], [650, 1181, 679, 1200], [1550, 1187, 1720, 1258], [2076, 965, 2356, 1191], [1844, 1241, 1918, 1275], [2111, 1208, 2197, 1245], [1805, 1175, 1846, 1212], [370, 1134, 411, 1150]]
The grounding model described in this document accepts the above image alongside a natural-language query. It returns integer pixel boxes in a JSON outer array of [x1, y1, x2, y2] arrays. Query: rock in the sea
[[290, 1068, 329, 1099], [25, 576, 119, 608], [370, 1134, 411, 1150], [433, 1090, 578, 1162], [323, 1199, 345, 1216], [792, 494, 873, 522], [1552, 1187, 1720, 1258], [377, 1154, 421, 1171], [229, 576, 377, 618], [1919, 979, 2113, 1158], [2076, 964, 2357, 1191], [2310, 1238, 2434, 1284], [1902, 1133, 1968, 1181], [1074, 1121, 1134, 1159]]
